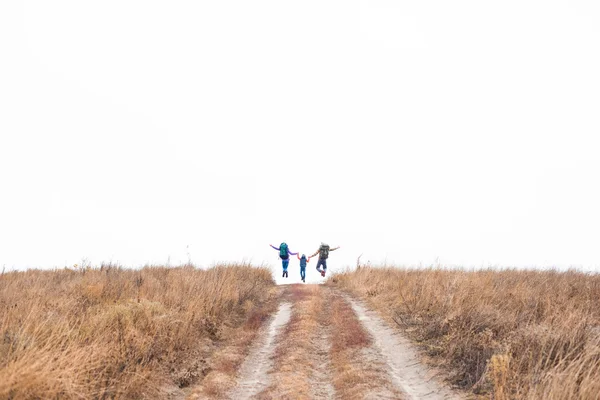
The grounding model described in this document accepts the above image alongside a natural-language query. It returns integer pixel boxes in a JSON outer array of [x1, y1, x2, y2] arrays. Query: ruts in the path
[[224, 285, 460, 400]]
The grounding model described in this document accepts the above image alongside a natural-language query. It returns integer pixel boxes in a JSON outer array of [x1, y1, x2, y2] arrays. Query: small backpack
[[319, 244, 330, 259], [279, 242, 289, 259], [300, 255, 307, 268]]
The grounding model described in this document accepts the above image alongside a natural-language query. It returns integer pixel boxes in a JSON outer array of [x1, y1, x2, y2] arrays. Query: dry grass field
[[331, 266, 600, 399], [4, 263, 599, 399], [0, 264, 276, 399]]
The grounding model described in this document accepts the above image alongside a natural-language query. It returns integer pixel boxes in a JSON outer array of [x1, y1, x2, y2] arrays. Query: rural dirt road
[[220, 284, 461, 400]]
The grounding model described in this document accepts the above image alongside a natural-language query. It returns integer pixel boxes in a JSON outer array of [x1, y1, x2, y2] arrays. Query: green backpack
[[319, 244, 330, 259], [279, 242, 289, 258]]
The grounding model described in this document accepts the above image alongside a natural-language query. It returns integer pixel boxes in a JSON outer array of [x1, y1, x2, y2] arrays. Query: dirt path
[[226, 285, 461, 400], [346, 295, 460, 400], [251, 285, 335, 399], [226, 301, 292, 400]]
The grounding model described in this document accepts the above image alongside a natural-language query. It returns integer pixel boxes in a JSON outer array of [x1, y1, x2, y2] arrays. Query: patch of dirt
[[226, 302, 292, 400]]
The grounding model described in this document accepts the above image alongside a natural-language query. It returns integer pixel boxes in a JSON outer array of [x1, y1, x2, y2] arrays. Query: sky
[[1, 0, 600, 281]]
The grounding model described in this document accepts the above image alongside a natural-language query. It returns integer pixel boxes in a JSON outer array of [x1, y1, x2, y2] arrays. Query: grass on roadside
[[0, 264, 275, 399], [331, 266, 600, 399]]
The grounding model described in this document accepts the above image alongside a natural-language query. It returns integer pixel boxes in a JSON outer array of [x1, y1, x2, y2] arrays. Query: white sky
[[1, 0, 600, 280]]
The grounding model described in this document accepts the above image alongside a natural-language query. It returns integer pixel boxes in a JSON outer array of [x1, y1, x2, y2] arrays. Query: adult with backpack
[[309, 242, 340, 277], [269, 242, 298, 278]]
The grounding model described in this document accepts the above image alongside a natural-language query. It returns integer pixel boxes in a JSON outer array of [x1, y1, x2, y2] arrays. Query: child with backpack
[[269, 242, 298, 278], [310, 242, 340, 277], [296, 254, 311, 282]]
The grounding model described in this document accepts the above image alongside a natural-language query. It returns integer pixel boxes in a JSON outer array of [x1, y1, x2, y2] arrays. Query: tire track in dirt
[[345, 294, 461, 400], [328, 288, 404, 399], [227, 300, 292, 400]]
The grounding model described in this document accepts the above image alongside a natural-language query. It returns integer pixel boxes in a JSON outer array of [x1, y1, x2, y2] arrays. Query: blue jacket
[[297, 254, 310, 268]]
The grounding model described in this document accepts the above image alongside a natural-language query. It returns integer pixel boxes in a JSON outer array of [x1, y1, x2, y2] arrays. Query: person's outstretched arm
[[309, 249, 319, 258], [270, 244, 279, 250], [330, 246, 340, 251], [288, 249, 298, 256], [297, 253, 301, 260]]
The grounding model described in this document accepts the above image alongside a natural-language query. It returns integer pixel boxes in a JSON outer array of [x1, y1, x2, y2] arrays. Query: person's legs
[[282, 259, 289, 277], [316, 258, 328, 276], [300, 267, 306, 281], [316, 258, 324, 273], [316, 259, 327, 276]]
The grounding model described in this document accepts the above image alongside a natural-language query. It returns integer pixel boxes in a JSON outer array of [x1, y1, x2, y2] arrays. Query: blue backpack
[[299, 255, 307, 268], [279, 242, 289, 259]]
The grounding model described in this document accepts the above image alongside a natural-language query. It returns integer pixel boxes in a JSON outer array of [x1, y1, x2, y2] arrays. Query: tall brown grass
[[331, 266, 600, 399], [0, 264, 275, 399]]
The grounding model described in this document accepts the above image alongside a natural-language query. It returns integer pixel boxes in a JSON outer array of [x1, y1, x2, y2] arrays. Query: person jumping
[[296, 253, 311, 282], [270, 242, 298, 278], [310, 242, 340, 277]]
